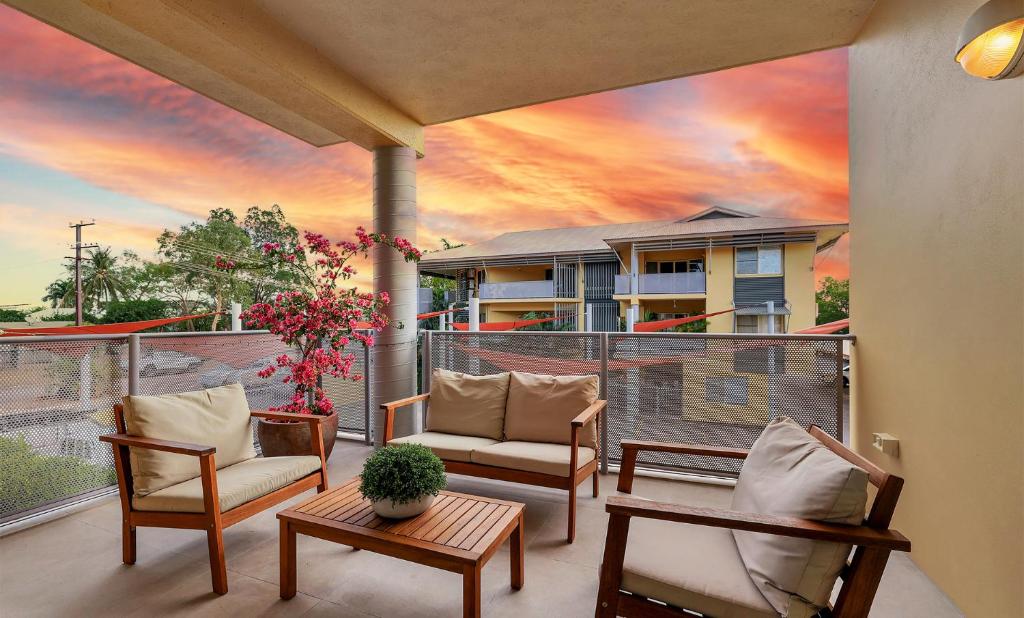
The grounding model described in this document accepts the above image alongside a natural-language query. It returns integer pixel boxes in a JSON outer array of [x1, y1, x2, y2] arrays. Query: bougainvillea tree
[[216, 227, 420, 416]]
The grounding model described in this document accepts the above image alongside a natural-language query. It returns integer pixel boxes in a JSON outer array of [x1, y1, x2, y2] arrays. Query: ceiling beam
[[5, 0, 424, 154]]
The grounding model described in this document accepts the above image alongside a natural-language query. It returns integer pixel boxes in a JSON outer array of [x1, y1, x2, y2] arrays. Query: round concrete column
[[372, 146, 419, 445]]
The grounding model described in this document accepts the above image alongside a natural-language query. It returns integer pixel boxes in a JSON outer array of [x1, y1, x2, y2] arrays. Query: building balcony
[[613, 272, 706, 295], [0, 330, 957, 616], [479, 280, 576, 300]]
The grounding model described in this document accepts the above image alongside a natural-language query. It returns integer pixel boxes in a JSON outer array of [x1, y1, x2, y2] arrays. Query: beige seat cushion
[[732, 417, 868, 617], [388, 431, 499, 463], [132, 455, 321, 513], [426, 369, 510, 440], [122, 384, 256, 496], [470, 441, 595, 477], [622, 516, 780, 618], [503, 372, 599, 448]]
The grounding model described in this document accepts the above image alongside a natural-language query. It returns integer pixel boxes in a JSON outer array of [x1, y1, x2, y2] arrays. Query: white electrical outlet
[[872, 433, 899, 457]]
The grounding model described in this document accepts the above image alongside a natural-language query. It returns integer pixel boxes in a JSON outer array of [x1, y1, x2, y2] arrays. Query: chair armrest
[[572, 399, 606, 427], [620, 439, 749, 459], [381, 393, 430, 443], [380, 393, 430, 412], [605, 496, 911, 552], [99, 433, 215, 456], [251, 410, 324, 424], [617, 439, 749, 493]]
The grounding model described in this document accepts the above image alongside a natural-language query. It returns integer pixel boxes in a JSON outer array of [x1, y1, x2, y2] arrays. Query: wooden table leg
[[280, 520, 297, 599], [463, 564, 481, 618], [510, 513, 524, 590]]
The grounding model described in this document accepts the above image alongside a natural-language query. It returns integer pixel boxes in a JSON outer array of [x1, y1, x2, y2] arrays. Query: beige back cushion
[[426, 369, 509, 440], [122, 383, 256, 496], [731, 417, 868, 616], [503, 372, 599, 448]]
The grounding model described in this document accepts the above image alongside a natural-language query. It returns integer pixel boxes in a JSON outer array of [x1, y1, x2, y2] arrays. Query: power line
[[67, 220, 97, 326]]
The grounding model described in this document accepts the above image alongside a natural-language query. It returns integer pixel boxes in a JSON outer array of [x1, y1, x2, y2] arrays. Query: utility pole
[[68, 221, 97, 326]]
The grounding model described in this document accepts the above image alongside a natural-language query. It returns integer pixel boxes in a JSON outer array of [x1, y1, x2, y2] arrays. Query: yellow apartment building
[[419, 207, 847, 332]]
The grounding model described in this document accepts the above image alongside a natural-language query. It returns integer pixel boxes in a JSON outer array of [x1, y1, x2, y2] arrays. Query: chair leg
[[122, 520, 136, 565], [592, 469, 600, 498], [567, 483, 577, 544], [595, 513, 630, 618], [207, 525, 228, 595]]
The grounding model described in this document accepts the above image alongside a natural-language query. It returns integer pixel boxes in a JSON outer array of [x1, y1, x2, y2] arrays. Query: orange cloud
[[0, 5, 848, 305]]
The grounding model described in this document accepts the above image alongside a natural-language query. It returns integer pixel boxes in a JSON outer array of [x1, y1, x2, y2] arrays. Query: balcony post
[[469, 296, 480, 331], [372, 145, 419, 444], [629, 243, 639, 295]]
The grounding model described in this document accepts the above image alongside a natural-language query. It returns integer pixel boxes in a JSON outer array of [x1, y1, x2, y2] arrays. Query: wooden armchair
[[100, 400, 329, 595], [596, 426, 910, 618]]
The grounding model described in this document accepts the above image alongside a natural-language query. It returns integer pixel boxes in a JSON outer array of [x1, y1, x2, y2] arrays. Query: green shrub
[[0, 435, 116, 519], [359, 443, 446, 506], [100, 299, 167, 324]]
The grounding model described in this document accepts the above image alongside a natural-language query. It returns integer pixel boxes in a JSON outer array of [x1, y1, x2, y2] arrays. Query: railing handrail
[[427, 329, 854, 342]]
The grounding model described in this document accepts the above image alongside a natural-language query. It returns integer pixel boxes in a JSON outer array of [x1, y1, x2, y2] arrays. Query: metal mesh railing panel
[[321, 344, 369, 435], [429, 331, 602, 383], [425, 331, 844, 477], [606, 334, 842, 475], [137, 332, 371, 440], [0, 338, 126, 521]]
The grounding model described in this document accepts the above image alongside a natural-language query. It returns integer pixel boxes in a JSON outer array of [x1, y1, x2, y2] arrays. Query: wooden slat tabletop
[[279, 478, 525, 559]]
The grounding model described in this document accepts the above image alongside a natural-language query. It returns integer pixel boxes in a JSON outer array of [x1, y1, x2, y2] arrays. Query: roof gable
[[677, 206, 756, 222]]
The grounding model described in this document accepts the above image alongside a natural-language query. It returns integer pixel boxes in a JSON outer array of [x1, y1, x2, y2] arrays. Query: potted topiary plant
[[359, 443, 447, 519]]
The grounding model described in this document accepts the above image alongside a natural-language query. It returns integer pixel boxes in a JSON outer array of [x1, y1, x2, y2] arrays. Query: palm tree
[[80, 247, 129, 310], [41, 279, 74, 308]]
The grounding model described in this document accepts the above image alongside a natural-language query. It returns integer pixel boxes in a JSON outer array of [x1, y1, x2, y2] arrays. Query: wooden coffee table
[[278, 478, 526, 617]]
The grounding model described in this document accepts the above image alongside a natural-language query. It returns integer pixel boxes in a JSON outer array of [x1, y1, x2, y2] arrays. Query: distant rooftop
[[420, 207, 848, 266]]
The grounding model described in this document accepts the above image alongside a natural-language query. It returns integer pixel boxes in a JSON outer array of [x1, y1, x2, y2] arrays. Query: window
[[736, 246, 782, 275], [736, 315, 759, 333], [543, 268, 553, 281], [644, 259, 705, 274], [735, 314, 787, 333], [706, 376, 749, 406]]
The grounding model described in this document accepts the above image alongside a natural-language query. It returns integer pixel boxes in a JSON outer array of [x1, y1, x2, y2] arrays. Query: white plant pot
[[371, 494, 435, 519]]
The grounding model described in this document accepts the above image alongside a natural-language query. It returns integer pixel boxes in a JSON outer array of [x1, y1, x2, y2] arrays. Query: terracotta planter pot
[[256, 412, 338, 460]]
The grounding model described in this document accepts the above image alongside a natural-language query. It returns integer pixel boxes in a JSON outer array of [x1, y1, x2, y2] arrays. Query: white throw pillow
[[731, 417, 868, 616]]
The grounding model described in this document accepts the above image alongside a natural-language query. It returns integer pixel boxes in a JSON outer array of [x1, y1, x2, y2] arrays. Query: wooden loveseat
[[99, 383, 329, 594], [382, 369, 606, 543]]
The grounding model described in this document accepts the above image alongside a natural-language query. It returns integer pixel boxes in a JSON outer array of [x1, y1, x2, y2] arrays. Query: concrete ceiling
[[5, 0, 875, 154]]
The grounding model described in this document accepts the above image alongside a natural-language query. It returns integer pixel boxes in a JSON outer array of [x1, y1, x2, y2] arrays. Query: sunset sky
[[0, 5, 849, 307]]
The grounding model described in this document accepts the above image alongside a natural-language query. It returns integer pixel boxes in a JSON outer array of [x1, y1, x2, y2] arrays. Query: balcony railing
[[0, 331, 371, 527], [1, 327, 849, 529], [614, 272, 707, 295], [422, 330, 848, 476], [479, 280, 556, 299]]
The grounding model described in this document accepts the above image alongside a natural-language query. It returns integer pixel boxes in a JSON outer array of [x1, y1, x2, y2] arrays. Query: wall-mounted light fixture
[[956, 0, 1024, 79]]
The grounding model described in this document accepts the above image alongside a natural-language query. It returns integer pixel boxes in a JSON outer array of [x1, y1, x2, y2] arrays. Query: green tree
[[41, 279, 74, 308], [157, 208, 257, 331], [815, 276, 849, 325], [80, 247, 130, 310], [241, 205, 305, 303], [100, 299, 168, 324]]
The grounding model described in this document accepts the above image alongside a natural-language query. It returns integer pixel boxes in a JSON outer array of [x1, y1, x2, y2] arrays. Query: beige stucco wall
[[849, 1, 1023, 615], [705, 247, 734, 333], [783, 243, 815, 332]]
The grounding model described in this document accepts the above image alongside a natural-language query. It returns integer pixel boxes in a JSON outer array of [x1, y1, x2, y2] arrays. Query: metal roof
[[419, 208, 848, 267]]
